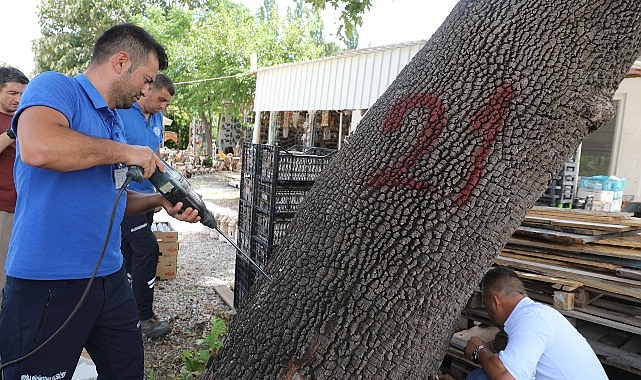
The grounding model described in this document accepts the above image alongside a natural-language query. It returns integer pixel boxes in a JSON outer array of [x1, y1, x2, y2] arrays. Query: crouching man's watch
[[472, 344, 488, 364], [6, 128, 16, 140]]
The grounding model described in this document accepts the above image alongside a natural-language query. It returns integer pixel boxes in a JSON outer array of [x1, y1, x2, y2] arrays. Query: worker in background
[[0, 66, 28, 305], [118, 73, 175, 338], [0, 23, 199, 379], [441, 266, 607, 380]]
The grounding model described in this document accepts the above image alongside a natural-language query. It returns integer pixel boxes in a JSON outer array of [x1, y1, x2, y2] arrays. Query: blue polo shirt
[[118, 103, 163, 194], [7, 72, 127, 280]]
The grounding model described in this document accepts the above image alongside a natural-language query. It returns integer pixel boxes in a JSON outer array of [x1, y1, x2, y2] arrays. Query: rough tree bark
[[204, 0, 641, 378]]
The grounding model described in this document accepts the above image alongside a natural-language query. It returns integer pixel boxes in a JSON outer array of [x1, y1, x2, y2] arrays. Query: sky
[[1, 0, 460, 76]]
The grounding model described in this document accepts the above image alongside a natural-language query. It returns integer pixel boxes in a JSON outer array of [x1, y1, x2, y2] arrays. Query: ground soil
[[141, 171, 241, 380]]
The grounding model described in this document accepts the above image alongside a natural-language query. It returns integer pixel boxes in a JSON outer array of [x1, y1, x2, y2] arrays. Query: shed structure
[[251, 40, 426, 150]]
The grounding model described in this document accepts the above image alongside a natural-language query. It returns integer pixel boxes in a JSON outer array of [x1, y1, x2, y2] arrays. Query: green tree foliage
[[303, 0, 371, 43], [32, 0, 343, 153], [34, 0, 146, 74]]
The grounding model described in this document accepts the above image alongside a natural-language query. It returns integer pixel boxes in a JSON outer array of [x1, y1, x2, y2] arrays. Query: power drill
[[127, 161, 217, 228]]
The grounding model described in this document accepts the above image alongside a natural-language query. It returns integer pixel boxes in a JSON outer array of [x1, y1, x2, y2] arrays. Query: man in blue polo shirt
[[0, 23, 200, 379], [119, 73, 175, 339]]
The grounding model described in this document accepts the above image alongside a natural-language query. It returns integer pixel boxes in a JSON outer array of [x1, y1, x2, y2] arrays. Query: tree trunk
[[203, 0, 641, 378]]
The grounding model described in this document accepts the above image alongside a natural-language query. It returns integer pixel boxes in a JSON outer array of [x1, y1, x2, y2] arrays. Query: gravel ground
[[142, 171, 241, 379]]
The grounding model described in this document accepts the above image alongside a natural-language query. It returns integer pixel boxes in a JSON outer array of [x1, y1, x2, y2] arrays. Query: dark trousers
[[121, 212, 159, 321], [466, 368, 490, 380], [0, 266, 143, 380]]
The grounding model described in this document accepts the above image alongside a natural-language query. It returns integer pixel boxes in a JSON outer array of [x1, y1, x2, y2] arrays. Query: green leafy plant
[[181, 316, 228, 373]]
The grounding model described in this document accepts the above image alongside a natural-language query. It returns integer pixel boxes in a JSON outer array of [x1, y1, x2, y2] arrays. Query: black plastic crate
[[543, 183, 574, 200], [538, 189, 574, 206], [240, 175, 254, 203], [236, 226, 251, 253], [253, 211, 293, 245], [259, 144, 336, 183], [541, 159, 577, 207], [563, 161, 576, 173], [252, 211, 271, 238], [261, 154, 334, 182], [271, 189, 309, 214], [241, 143, 256, 174], [238, 200, 253, 233], [255, 182, 310, 214], [561, 184, 574, 198], [271, 220, 292, 246], [233, 255, 256, 308], [250, 237, 271, 267], [235, 143, 335, 308]]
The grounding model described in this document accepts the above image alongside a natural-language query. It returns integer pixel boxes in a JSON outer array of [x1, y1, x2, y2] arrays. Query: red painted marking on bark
[[452, 83, 515, 206], [368, 92, 447, 191], [368, 83, 514, 208]]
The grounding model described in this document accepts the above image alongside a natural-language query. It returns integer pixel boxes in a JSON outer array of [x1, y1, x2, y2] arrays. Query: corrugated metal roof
[[253, 40, 427, 112]]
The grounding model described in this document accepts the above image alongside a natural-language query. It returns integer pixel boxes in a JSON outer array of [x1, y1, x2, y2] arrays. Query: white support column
[[338, 111, 344, 150], [252, 111, 261, 144], [350, 109, 363, 134], [268, 111, 276, 145]]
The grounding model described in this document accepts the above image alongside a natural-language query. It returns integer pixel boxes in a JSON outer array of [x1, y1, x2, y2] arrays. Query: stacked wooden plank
[[503, 206, 641, 299], [444, 206, 641, 377], [497, 206, 641, 375]]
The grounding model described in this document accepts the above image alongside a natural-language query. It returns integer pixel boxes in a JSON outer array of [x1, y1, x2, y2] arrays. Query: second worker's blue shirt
[[117, 102, 164, 194]]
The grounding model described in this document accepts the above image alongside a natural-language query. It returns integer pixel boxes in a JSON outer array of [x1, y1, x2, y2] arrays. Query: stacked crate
[[234, 143, 336, 308], [537, 159, 577, 208], [152, 222, 179, 280]]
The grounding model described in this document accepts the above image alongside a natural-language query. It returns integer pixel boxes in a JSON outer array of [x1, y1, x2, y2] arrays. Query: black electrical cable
[[0, 171, 138, 378]]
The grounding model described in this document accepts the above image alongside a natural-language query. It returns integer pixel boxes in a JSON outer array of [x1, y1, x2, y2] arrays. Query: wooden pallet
[[444, 207, 641, 378]]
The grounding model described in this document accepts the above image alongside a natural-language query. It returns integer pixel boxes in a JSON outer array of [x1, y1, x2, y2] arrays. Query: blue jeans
[[0, 266, 143, 380], [467, 368, 490, 380]]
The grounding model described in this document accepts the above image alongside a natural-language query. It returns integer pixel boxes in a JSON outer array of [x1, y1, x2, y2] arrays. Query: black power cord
[[0, 169, 139, 378]]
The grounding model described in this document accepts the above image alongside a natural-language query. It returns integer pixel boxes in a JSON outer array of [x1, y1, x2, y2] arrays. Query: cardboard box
[[151, 222, 178, 242], [577, 189, 615, 203], [588, 199, 623, 212], [156, 255, 177, 280], [578, 176, 626, 191], [158, 241, 179, 257]]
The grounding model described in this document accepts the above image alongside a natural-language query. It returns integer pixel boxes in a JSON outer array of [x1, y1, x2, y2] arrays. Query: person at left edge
[[0, 66, 29, 305], [0, 23, 199, 380]]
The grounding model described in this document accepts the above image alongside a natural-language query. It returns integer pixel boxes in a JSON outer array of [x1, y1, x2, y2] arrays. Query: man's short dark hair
[[481, 266, 527, 298], [0, 67, 29, 88], [91, 23, 168, 71], [153, 73, 175, 96]]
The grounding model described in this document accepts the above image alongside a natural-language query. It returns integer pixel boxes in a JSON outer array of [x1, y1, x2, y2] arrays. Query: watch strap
[[472, 344, 488, 364]]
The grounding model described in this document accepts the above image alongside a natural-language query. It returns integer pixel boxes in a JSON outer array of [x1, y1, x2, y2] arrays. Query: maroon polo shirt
[[0, 112, 16, 213]]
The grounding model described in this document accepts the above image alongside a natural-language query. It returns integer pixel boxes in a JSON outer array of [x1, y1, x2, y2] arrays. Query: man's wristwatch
[[6, 128, 16, 140], [472, 344, 488, 364]]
